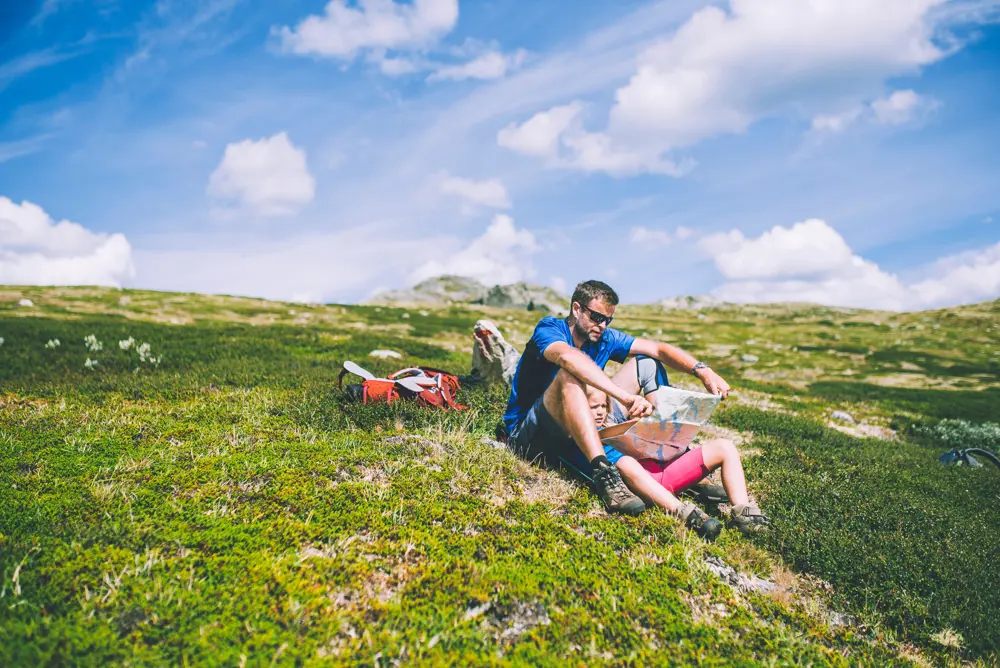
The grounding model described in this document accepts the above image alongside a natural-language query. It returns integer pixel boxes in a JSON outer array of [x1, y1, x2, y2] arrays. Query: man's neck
[[566, 316, 587, 348]]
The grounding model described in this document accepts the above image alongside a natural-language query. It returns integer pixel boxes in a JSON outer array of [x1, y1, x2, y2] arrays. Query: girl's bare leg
[[615, 455, 684, 513], [700, 439, 750, 506]]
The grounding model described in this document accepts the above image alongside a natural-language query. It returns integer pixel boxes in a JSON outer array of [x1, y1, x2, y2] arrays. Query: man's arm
[[543, 342, 653, 417], [629, 338, 732, 398]]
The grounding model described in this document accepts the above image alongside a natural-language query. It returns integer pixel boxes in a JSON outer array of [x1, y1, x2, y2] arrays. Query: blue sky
[[1, 0, 999, 309]]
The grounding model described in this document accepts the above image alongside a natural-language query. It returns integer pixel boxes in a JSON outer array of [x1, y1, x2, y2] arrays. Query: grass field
[[1, 286, 998, 665]]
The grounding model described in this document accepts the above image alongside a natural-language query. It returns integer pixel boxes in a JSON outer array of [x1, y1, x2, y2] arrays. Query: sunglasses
[[578, 303, 614, 326]]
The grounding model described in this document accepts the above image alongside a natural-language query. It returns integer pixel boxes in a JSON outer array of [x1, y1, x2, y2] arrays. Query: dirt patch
[[826, 421, 897, 440]]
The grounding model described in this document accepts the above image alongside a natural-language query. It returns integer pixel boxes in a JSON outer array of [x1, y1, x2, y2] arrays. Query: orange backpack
[[338, 361, 467, 410]]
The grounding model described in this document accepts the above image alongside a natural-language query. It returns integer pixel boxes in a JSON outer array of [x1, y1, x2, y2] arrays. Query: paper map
[[600, 386, 721, 463]]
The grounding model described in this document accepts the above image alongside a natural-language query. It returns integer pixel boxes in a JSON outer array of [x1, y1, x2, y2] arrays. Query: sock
[[590, 455, 610, 470]]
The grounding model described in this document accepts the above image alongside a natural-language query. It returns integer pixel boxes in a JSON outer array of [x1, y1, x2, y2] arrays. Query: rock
[[478, 282, 567, 315], [366, 275, 568, 315], [660, 295, 726, 311], [18, 298, 33, 307], [470, 320, 521, 387], [704, 556, 780, 594], [741, 354, 760, 363], [369, 350, 403, 360], [366, 275, 488, 305], [831, 410, 856, 424]]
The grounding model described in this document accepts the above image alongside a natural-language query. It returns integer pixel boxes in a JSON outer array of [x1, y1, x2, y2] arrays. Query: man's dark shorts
[[507, 395, 625, 477]]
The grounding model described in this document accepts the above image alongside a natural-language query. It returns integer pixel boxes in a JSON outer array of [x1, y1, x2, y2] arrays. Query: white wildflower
[[84, 357, 99, 369], [119, 337, 135, 351], [45, 339, 61, 349], [84, 334, 103, 352], [136, 342, 160, 366], [0, 337, 4, 346]]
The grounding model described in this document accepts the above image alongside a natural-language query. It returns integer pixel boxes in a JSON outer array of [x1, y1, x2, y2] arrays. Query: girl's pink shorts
[[639, 447, 711, 494]]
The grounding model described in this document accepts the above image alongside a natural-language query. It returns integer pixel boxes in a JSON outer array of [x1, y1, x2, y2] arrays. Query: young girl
[[587, 383, 768, 536]]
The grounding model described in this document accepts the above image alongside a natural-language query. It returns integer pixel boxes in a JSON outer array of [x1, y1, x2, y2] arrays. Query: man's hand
[[621, 393, 654, 419], [695, 367, 731, 399]]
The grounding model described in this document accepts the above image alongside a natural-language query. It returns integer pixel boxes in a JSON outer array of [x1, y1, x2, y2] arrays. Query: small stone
[[18, 298, 34, 307], [369, 350, 402, 360], [401, 313, 410, 319], [740, 354, 759, 363], [831, 410, 856, 424]]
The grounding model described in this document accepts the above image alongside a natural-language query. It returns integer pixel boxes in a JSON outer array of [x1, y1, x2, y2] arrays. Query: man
[[503, 280, 732, 534]]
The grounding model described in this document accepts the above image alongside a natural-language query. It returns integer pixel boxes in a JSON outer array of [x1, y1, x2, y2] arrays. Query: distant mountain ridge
[[367, 276, 569, 314]]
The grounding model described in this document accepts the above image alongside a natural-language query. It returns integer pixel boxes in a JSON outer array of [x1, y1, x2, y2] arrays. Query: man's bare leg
[[542, 368, 606, 461], [542, 369, 645, 515]]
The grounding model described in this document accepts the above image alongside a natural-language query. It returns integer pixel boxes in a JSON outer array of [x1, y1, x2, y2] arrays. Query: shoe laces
[[596, 465, 630, 498]]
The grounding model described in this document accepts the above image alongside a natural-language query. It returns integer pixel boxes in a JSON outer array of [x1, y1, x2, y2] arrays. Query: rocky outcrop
[[659, 295, 727, 311], [367, 276, 488, 305], [478, 283, 567, 315], [368, 276, 568, 314]]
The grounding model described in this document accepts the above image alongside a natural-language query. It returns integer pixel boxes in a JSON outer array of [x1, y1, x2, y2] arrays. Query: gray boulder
[[478, 282, 567, 315], [470, 319, 521, 387]]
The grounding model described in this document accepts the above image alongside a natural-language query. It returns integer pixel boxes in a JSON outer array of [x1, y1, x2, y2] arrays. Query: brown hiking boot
[[681, 482, 728, 505], [729, 503, 770, 536], [591, 461, 646, 516], [676, 502, 723, 541]]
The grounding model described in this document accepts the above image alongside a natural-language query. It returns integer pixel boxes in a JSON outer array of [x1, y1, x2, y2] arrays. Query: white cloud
[[497, 102, 584, 159], [910, 242, 1000, 306], [276, 0, 458, 59], [428, 49, 526, 81], [0, 197, 134, 287], [872, 89, 929, 125], [629, 226, 672, 247], [811, 108, 864, 133], [700, 218, 1000, 310], [207, 132, 315, 218], [674, 225, 696, 240], [701, 219, 855, 280], [811, 90, 934, 132], [410, 214, 539, 285], [503, 0, 950, 175], [438, 172, 511, 209], [497, 102, 686, 175], [136, 224, 449, 303]]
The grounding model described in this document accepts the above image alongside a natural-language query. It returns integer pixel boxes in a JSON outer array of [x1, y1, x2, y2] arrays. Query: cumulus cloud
[[0, 197, 134, 287], [428, 48, 526, 81], [812, 89, 935, 132], [410, 214, 539, 285], [207, 132, 315, 218], [497, 102, 686, 175], [275, 0, 458, 59], [502, 0, 950, 175], [629, 226, 671, 247], [438, 172, 511, 209], [871, 89, 932, 125], [700, 218, 1000, 310]]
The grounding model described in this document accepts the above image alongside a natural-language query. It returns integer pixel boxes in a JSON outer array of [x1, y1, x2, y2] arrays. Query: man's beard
[[573, 320, 600, 343]]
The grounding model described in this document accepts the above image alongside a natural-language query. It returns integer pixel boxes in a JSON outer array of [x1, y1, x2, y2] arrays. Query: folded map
[[599, 386, 722, 463]]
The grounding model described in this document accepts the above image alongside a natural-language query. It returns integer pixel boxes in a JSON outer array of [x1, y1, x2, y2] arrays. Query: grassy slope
[[0, 286, 998, 665]]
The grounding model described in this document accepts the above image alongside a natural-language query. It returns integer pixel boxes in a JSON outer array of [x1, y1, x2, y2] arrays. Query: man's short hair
[[571, 280, 619, 308]]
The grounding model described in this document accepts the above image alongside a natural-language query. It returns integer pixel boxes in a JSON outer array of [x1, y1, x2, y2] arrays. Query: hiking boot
[[677, 502, 723, 541], [729, 503, 770, 537], [592, 461, 646, 516], [681, 482, 728, 505]]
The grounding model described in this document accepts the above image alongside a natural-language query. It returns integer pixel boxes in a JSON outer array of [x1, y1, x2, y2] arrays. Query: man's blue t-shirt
[[503, 316, 636, 434]]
